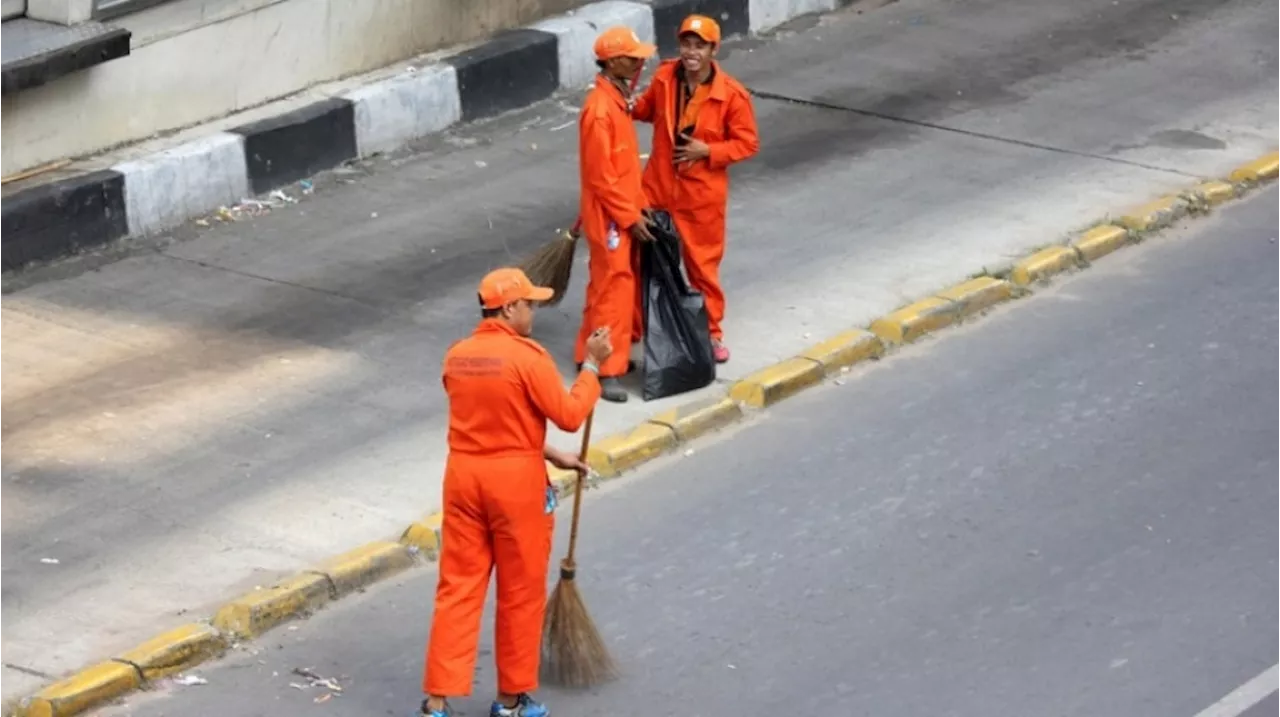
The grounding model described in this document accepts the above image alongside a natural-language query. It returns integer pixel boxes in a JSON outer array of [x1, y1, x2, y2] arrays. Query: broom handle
[[563, 411, 594, 567]]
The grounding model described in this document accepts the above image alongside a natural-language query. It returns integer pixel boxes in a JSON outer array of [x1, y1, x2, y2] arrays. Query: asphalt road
[[100, 188, 1279, 717], [4, 0, 1277, 693]]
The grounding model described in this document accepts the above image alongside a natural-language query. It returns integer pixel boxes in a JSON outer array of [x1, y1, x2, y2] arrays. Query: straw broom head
[[520, 227, 579, 307], [541, 557, 619, 689], [540, 411, 617, 688]]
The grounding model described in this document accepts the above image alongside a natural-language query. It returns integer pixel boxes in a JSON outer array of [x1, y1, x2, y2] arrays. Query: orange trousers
[[575, 225, 635, 377], [423, 454, 554, 697], [632, 206, 728, 341]]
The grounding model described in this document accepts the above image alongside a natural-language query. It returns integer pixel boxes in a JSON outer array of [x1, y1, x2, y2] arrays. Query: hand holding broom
[[541, 407, 619, 688]]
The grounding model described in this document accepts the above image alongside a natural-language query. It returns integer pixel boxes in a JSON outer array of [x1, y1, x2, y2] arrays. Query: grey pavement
[[99, 188, 1278, 717], [2, 0, 1277, 699]]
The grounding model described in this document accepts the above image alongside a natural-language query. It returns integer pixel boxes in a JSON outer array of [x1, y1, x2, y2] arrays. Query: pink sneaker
[[712, 340, 730, 364]]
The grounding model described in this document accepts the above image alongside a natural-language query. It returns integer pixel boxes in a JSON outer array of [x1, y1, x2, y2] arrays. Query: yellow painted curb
[[116, 623, 227, 682], [1010, 246, 1080, 286], [728, 357, 824, 407], [1189, 180, 1237, 206], [212, 572, 332, 638], [1072, 224, 1130, 262], [1228, 151, 1279, 183], [935, 276, 1014, 318], [1118, 195, 1187, 232], [313, 540, 417, 597], [20, 661, 140, 717], [798, 329, 884, 374], [647, 393, 743, 441], [868, 297, 960, 345], [400, 514, 443, 557], [588, 422, 677, 477]]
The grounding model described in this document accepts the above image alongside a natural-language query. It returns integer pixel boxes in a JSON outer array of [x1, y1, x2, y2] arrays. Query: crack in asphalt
[[158, 253, 387, 311], [747, 87, 1207, 179]]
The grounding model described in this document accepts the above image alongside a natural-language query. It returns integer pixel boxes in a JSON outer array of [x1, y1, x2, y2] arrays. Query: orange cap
[[678, 14, 721, 44], [593, 25, 657, 60], [477, 267, 553, 309]]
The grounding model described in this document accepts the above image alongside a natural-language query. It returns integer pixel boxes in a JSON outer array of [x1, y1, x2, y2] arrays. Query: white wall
[[1, 0, 591, 175], [2, 0, 27, 20]]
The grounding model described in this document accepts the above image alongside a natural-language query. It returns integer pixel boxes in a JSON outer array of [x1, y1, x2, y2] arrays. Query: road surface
[[2, 0, 1276, 699], [100, 188, 1278, 716]]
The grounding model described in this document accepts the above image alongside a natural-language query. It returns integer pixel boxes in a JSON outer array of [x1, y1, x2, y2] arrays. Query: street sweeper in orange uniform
[[573, 26, 659, 403], [420, 267, 612, 717], [632, 14, 759, 364]]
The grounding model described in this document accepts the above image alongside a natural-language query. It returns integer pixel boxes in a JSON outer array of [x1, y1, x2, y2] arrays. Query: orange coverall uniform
[[574, 73, 650, 377], [632, 59, 760, 341], [423, 318, 601, 697]]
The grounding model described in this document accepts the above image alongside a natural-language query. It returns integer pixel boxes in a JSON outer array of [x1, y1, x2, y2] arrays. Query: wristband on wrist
[[582, 360, 600, 374]]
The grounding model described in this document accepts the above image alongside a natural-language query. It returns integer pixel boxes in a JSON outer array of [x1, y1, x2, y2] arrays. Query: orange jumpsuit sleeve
[[707, 88, 760, 170], [631, 82, 657, 124], [521, 349, 602, 432], [582, 112, 646, 230]]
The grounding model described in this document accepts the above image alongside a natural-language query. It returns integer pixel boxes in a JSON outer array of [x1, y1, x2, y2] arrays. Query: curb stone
[[1118, 194, 1191, 233], [4, 49, 1276, 717], [0, 170, 128, 273], [1228, 150, 1279, 184], [116, 624, 228, 683], [1071, 224, 1131, 262], [1010, 245, 1083, 286]]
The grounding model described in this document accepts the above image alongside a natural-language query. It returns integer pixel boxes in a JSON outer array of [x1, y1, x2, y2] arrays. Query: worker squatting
[[419, 16, 759, 717]]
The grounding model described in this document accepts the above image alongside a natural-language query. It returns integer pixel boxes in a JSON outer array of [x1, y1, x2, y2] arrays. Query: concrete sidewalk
[[2, 0, 1276, 702]]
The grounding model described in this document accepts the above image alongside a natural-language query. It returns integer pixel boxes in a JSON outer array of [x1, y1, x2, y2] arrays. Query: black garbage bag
[[639, 210, 716, 401]]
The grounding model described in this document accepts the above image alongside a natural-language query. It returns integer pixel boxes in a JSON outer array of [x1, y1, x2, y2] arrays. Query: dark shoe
[[600, 377, 629, 403]]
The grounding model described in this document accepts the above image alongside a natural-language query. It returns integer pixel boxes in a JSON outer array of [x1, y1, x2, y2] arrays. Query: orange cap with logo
[[477, 267, 554, 309], [593, 25, 658, 60], [678, 14, 721, 45]]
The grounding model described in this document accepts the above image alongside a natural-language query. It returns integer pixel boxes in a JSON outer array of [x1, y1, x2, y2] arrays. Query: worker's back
[[443, 319, 548, 458]]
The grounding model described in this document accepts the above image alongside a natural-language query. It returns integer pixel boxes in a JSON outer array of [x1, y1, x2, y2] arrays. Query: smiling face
[[678, 33, 716, 76]]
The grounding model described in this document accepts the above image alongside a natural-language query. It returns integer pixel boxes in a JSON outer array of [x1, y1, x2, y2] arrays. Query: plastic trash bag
[[639, 210, 716, 401]]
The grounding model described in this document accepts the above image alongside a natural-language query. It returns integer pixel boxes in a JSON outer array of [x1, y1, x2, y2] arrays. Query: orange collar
[[474, 317, 519, 337], [669, 59, 728, 101], [593, 72, 632, 110]]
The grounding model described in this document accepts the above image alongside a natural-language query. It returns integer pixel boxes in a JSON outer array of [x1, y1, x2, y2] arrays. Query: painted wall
[[2, 0, 26, 21], [1, 0, 591, 175]]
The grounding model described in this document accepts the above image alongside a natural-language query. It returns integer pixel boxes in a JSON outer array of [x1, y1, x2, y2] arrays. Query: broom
[[541, 411, 619, 688], [521, 217, 583, 307], [520, 69, 647, 306]]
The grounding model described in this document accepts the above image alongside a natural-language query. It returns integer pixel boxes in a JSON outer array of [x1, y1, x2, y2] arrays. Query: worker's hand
[[545, 445, 590, 476], [674, 131, 711, 163], [585, 327, 614, 364], [630, 220, 656, 243], [585, 327, 614, 365]]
